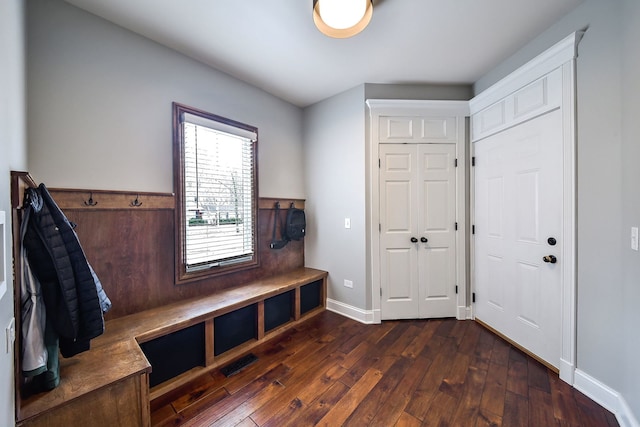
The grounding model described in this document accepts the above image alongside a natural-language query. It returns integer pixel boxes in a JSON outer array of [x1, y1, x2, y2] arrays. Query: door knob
[[421, 237, 428, 243], [410, 237, 418, 243], [547, 237, 557, 246], [543, 255, 557, 264]]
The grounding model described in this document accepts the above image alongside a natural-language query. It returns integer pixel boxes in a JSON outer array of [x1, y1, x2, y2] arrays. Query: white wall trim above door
[[470, 31, 583, 384], [470, 31, 585, 117], [366, 100, 469, 323]]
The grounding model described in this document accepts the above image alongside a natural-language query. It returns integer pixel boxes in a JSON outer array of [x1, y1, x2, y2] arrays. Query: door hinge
[[472, 292, 476, 303], [380, 288, 383, 297], [379, 223, 381, 232], [472, 225, 475, 235], [472, 156, 476, 166], [378, 158, 381, 168], [455, 158, 458, 167], [455, 285, 458, 294], [455, 222, 458, 231]]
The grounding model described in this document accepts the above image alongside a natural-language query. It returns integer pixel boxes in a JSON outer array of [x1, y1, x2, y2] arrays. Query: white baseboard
[[456, 305, 475, 320], [325, 298, 378, 324], [559, 358, 574, 385], [456, 305, 466, 320], [467, 306, 474, 320], [574, 369, 639, 427]]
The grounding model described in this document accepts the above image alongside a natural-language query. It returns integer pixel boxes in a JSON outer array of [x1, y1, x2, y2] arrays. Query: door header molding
[[470, 31, 585, 115]]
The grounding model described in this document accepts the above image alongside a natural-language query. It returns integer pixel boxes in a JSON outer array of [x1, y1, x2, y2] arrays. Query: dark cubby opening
[[300, 279, 322, 315], [264, 290, 294, 332], [139, 322, 206, 388], [214, 304, 257, 356]]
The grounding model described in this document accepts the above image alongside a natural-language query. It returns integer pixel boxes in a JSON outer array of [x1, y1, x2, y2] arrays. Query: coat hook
[[84, 192, 98, 206], [130, 194, 143, 207]]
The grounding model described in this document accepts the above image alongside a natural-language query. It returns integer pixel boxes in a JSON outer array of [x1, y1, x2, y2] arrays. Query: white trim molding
[[574, 370, 640, 427], [326, 298, 378, 324], [366, 100, 469, 323], [470, 31, 585, 115]]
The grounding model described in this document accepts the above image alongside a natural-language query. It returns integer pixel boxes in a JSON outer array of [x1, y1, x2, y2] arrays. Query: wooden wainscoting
[[41, 187, 306, 320]]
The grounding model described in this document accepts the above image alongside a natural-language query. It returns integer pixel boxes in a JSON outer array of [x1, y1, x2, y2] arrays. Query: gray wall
[[621, 0, 640, 417], [303, 85, 368, 310], [27, 0, 305, 199], [0, 1, 27, 426], [364, 83, 472, 102], [476, 0, 638, 419]]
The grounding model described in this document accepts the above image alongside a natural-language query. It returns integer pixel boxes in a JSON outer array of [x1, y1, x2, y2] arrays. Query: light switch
[[632, 227, 638, 251]]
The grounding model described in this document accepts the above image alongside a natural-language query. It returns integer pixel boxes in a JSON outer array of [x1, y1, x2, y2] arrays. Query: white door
[[380, 143, 457, 320], [474, 109, 562, 369]]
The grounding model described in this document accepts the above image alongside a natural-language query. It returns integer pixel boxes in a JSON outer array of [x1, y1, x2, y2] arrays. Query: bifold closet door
[[379, 143, 457, 320]]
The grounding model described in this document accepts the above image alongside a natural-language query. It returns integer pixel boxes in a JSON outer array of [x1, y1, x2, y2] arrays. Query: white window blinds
[[181, 114, 256, 271]]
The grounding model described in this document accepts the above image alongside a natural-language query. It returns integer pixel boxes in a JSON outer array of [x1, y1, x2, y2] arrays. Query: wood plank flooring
[[150, 311, 619, 426]]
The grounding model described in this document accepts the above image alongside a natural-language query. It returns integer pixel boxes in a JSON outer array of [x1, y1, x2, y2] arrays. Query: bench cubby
[[301, 279, 323, 315], [264, 290, 294, 332], [140, 322, 206, 388], [213, 304, 259, 356]]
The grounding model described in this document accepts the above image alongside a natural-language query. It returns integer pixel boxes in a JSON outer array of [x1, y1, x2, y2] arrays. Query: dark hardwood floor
[[151, 311, 618, 427]]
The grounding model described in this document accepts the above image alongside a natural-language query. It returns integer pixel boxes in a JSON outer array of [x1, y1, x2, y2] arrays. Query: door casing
[[367, 100, 470, 323]]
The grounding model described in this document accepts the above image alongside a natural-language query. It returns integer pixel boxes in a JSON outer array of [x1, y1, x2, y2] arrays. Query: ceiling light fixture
[[313, 0, 373, 39]]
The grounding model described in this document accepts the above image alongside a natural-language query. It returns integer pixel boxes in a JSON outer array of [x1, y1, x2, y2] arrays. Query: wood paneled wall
[[46, 188, 305, 320]]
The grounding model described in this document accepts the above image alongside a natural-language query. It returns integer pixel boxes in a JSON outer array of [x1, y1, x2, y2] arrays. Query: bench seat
[[18, 267, 328, 426]]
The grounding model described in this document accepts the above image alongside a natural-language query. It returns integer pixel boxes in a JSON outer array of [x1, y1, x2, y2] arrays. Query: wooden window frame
[[172, 102, 259, 284]]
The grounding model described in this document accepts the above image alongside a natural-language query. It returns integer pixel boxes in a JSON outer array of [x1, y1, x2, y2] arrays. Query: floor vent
[[220, 353, 258, 377]]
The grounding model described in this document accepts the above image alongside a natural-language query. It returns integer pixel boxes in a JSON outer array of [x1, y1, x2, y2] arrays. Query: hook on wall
[[83, 192, 98, 207], [130, 194, 143, 207]]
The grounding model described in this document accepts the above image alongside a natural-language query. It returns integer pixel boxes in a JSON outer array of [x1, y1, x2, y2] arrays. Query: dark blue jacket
[[22, 184, 107, 357]]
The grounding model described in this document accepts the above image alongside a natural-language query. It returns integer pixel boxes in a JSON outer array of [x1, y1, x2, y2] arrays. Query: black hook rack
[[130, 194, 143, 207], [83, 192, 98, 206]]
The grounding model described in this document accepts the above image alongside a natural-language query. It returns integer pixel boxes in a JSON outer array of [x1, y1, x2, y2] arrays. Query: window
[[173, 103, 259, 283]]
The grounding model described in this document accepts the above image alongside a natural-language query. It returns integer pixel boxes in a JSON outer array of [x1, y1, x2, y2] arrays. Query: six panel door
[[474, 109, 562, 369], [379, 143, 457, 320]]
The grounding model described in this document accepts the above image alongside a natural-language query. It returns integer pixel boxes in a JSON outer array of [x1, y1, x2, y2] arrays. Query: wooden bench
[[18, 267, 328, 427]]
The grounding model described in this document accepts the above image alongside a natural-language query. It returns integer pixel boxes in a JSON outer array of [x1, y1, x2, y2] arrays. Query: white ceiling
[[63, 0, 583, 107]]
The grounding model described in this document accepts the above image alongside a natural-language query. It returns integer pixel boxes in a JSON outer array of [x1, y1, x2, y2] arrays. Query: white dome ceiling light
[[313, 0, 373, 38]]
